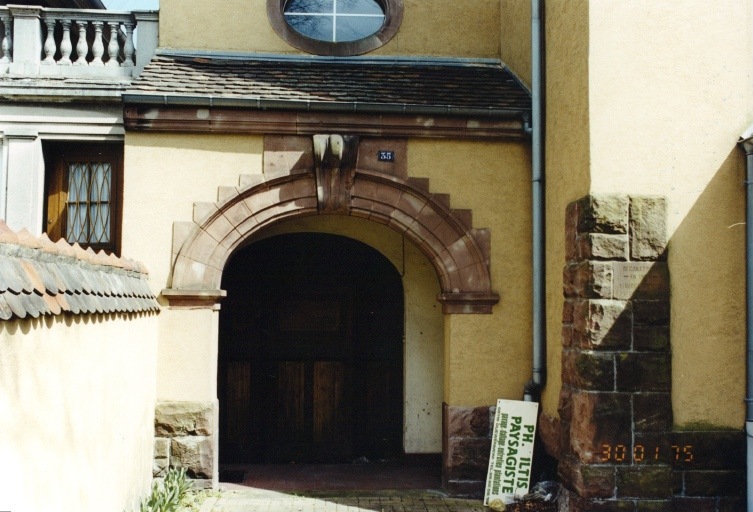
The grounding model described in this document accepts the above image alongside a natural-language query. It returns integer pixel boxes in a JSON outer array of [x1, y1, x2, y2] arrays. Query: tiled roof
[[0, 221, 159, 320], [126, 53, 531, 115]]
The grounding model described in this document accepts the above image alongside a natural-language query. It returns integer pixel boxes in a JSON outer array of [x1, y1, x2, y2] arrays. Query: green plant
[[138, 468, 192, 512]]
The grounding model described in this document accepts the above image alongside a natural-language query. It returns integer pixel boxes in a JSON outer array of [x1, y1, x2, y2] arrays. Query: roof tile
[[0, 226, 160, 320]]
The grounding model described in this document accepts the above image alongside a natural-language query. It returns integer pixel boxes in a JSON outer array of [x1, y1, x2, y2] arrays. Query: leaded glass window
[[44, 142, 122, 254]]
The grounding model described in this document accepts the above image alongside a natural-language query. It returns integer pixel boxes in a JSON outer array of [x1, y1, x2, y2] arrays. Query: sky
[[101, 0, 159, 10]]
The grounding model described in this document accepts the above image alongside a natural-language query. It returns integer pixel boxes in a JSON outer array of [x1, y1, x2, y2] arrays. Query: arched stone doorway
[[218, 232, 404, 464]]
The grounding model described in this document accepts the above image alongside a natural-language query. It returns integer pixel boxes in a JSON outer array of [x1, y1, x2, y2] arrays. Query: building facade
[[0, 1, 751, 511]]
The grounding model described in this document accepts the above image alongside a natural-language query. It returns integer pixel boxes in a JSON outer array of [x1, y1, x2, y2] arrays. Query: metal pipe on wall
[[739, 127, 753, 512], [524, 0, 546, 402]]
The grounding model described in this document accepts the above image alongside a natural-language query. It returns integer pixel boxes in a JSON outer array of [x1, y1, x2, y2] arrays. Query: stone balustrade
[[0, 5, 157, 78]]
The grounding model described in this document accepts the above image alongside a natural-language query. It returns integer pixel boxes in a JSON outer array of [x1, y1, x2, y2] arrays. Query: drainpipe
[[741, 127, 753, 512], [524, 0, 546, 402]]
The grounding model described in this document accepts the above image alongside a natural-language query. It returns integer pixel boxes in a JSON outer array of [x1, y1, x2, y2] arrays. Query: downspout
[[741, 127, 753, 512], [524, 0, 546, 402]]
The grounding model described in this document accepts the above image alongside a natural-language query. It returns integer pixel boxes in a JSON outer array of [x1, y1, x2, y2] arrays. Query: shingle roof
[[126, 53, 531, 116], [0, 221, 159, 320]]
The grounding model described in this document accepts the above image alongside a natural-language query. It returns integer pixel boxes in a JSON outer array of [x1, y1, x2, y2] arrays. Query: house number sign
[[377, 150, 395, 162]]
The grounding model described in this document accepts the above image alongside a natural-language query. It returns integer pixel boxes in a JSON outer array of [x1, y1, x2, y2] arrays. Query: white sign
[[483, 399, 539, 507]]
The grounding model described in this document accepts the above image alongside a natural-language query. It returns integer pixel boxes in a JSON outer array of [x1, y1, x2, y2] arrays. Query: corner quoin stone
[[170, 436, 214, 479], [155, 401, 214, 437], [629, 196, 667, 261]]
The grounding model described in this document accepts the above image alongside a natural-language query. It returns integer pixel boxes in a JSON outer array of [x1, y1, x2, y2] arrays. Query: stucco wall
[[408, 139, 532, 406], [541, 0, 591, 418], [0, 313, 158, 512], [160, 0, 501, 58], [499, 0, 532, 88], [123, 133, 263, 400], [586, 0, 753, 428]]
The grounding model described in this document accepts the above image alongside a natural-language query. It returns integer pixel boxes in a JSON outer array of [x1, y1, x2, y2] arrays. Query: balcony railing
[[0, 5, 158, 79]]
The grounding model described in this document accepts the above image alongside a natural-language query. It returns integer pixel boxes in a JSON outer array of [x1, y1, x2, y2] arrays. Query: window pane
[[68, 163, 88, 202], [285, 14, 334, 42], [90, 163, 111, 202], [336, 0, 383, 15], [335, 15, 383, 42], [67, 201, 87, 243], [285, 0, 334, 14], [89, 203, 111, 244]]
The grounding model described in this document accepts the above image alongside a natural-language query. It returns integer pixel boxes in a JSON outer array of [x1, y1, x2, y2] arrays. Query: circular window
[[268, 0, 403, 56]]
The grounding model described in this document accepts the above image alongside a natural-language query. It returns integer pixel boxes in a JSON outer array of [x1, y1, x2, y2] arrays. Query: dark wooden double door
[[219, 234, 404, 464]]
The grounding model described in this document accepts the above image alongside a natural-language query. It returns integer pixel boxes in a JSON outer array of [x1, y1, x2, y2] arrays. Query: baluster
[[90, 21, 103, 66], [122, 20, 134, 68], [105, 21, 119, 67], [73, 20, 88, 66], [42, 18, 57, 65], [0, 13, 12, 64], [58, 19, 72, 65]]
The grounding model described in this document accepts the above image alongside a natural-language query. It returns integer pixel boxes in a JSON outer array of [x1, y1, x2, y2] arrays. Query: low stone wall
[[153, 400, 218, 489]]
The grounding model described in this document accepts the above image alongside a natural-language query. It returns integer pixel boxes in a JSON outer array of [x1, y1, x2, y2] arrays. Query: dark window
[[43, 142, 123, 255]]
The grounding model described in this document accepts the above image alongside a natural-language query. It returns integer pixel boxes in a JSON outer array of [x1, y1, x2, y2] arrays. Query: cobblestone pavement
[[198, 489, 488, 512]]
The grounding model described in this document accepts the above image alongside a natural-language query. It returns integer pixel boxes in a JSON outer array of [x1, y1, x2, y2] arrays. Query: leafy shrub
[[138, 468, 192, 512]]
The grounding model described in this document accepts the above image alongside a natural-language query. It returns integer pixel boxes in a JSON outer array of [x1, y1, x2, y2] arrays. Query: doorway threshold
[[219, 462, 441, 491]]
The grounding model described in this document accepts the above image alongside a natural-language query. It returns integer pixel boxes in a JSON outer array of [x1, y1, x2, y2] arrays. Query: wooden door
[[219, 233, 403, 464]]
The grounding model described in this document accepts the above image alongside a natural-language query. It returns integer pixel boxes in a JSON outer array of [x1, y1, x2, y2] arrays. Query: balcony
[[0, 5, 157, 81]]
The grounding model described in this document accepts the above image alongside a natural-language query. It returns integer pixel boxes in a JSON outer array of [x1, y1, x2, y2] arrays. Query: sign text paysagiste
[[483, 399, 539, 506]]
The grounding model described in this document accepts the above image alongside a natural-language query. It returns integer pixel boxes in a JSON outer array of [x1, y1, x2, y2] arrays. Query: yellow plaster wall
[[499, 0, 532, 88], [123, 133, 264, 400], [408, 139, 532, 406], [246, 215, 444, 453], [160, 0, 501, 58], [0, 314, 157, 512], [586, 0, 753, 428], [540, 0, 591, 418]]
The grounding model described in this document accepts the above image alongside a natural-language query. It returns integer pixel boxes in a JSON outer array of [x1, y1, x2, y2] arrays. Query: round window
[[268, 0, 403, 56]]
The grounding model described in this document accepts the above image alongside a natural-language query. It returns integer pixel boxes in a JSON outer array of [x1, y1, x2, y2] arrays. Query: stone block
[[635, 501, 671, 512], [670, 497, 715, 512], [630, 196, 667, 261], [573, 299, 632, 350], [170, 436, 214, 479], [562, 349, 614, 391], [443, 479, 485, 498], [444, 437, 491, 481], [578, 195, 629, 235], [569, 392, 631, 464], [565, 200, 581, 262], [155, 401, 214, 437], [564, 261, 613, 299], [538, 412, 562, 459], [153, 437, 170, 478], [612, 262, 669, 300], [682, 470, 744, 497], [670, 431, 745, 470], [617, 465, 672, 498], [633, 433, 671, 464], [633, 300, 670, 326], [563, 299, 575, 323], [718, 496, 745, 511], [562, 325, 574, 347], [616, 353, 671, 392], [634, 326, 670, 351], [566, 496, 635, 512], [634, 394, 672, 432], [558, 456, 615, 499], [446, 405, 490, 438], [578, 233, 628, 261]]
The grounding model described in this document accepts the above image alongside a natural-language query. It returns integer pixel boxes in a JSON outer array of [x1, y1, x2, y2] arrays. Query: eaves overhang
[[123, 51, 532, 140]]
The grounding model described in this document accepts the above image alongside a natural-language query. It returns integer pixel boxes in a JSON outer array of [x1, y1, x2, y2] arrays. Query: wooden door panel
[[313, 361, 345, 444], [276, 362, 307, 442], [225, 362, 252, 446]]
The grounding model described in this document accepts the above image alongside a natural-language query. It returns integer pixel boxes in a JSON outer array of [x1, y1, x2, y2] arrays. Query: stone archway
[[163, 135, 499, 314]]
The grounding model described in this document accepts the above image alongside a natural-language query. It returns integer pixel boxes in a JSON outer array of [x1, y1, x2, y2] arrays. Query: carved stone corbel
[[313, 134, 360, 213]]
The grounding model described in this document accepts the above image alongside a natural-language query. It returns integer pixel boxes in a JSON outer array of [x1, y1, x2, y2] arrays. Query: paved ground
[[198, 488, 488, 512]]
